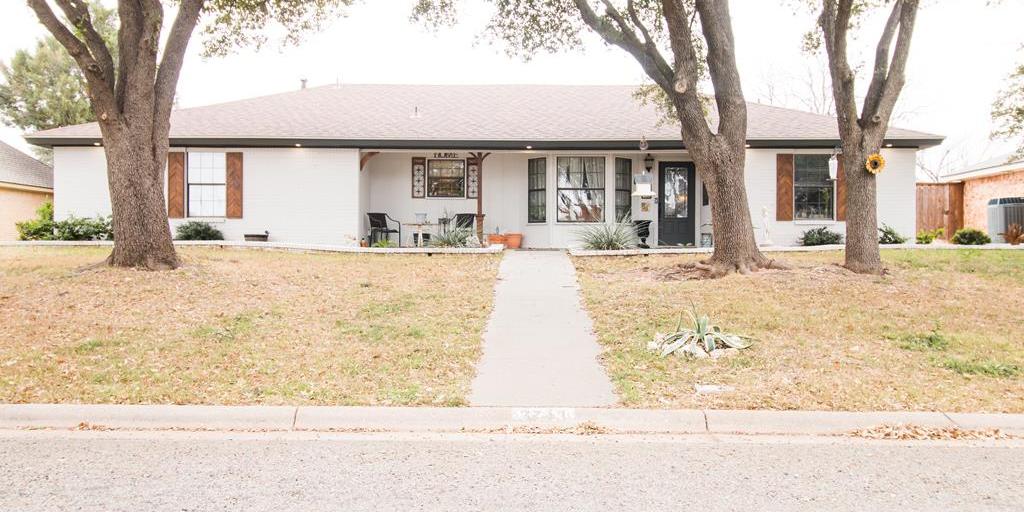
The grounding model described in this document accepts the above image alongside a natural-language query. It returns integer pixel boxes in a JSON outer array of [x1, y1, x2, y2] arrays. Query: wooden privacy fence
[[916, 183, 963, 238]]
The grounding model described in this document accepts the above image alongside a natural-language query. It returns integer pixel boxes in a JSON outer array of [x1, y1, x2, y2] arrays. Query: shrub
[[52, 215, 113, 240], [798, 226, 843, 246], [16, 201, 112, 241], [916, 227, 943, 244], [877, 223, 908, 244], [1000, 223, 1024, 245], [175, 221, 224, 240], [576, 221, 637, 250], [16, 201, 55, 240], [372, 239, 396, 248], [429, 228, 478, 248], [940, 358, 1021, 378], [951, 228, 990, 245]]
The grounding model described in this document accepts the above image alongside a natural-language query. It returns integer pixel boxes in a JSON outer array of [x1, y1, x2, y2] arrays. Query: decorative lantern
[[828, 154, 839, 181], [644, 153, 655, 172]]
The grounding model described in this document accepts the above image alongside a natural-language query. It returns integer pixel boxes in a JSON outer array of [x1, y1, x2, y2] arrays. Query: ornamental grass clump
[[576, 220, 637, 250], [648, 307, 752, 359], [1000, 223, 1024, 245]]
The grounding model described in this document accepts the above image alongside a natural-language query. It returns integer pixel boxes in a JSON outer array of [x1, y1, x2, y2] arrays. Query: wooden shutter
[[167, 152, 185, 218], [776, 153, 794, 221], [836, 157, 847, 221], [226, 152, 243, 218]]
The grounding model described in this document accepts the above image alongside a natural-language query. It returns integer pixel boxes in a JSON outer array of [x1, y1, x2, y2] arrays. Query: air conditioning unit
[[987, 197, 1024, 242]]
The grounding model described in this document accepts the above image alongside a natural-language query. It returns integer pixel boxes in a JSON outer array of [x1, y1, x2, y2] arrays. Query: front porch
[[358, 149, 710, 249]]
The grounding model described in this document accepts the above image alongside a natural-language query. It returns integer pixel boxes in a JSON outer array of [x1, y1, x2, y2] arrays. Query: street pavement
[[1, 429, 1021, 511]]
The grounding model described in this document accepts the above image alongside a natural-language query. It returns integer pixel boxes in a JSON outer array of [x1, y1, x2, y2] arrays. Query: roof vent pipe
[[300, 78, 307, 90]]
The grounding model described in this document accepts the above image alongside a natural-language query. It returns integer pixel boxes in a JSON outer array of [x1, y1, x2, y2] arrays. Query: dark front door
[[658, 161, 696, 246]]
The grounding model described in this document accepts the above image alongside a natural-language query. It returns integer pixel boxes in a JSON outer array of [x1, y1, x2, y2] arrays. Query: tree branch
[[25, 0, 116, 115], [869, 0, 918, 133], [153, 0, 205, 143], [819, 0, 858, 135], [693, 0, 746, 143], [573, 0, 674, 91], [861, 0, 903, 121], [53, 0, 116, 88]]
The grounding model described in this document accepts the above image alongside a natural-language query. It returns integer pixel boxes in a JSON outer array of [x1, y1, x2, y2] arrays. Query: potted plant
[[504, 232, 523, 249], [487, 226, 507, 246]]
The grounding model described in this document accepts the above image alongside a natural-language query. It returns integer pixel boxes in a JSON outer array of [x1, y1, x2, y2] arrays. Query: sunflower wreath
[[865, 153, 886, 175]]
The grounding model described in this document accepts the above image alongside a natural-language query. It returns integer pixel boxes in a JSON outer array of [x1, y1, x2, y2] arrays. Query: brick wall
[[0, 186, 52, 240], [963, 169, 1024, 231]]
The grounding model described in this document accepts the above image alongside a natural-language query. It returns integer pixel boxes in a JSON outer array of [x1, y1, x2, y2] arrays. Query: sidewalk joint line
[[291, 407, 299, 431], [941, 411, 959, 427], [702, 410, 709, 432]]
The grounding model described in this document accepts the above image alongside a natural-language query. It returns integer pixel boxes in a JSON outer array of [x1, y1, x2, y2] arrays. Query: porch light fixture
[[638, 135, 649, 152], [294, 143, 302, 147], [525, 145, 532, 150], [93, 142, 101, 146], [643, 153, 654, 172]]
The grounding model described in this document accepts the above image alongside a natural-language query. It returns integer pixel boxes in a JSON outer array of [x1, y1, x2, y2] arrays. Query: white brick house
[[27, 84, 942, 248]]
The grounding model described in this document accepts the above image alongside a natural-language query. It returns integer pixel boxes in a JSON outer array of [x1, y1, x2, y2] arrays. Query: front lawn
[[0, 247, 500, 406], [573, 249, 1024, 412]]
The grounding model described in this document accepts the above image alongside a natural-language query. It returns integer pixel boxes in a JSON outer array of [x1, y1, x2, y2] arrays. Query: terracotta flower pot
[[488, 234, 507, 246], [504, 233, 523, 249]]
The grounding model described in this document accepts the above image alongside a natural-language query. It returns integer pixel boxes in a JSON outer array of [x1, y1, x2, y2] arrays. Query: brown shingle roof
[[26, 84, 942, 148], [0, 140, 52, 189]]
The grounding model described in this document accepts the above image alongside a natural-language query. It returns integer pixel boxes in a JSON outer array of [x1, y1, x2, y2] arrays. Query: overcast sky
[[1, 0, 1022, 175]]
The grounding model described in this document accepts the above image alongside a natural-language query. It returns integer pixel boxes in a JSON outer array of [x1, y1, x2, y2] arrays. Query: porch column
[[469, 152, 491, 242]]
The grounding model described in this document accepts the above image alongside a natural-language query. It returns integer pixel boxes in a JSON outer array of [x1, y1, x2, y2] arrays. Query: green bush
[[916, 227, 943, 244], [877, 223, 908, 244], [951, 228, 990, 245], [798, 226, 843, 246], [175, 221, 224, 240], [16, 201, 112, 241], [15, 201, 55, 240], [576, 221, 637, 250]]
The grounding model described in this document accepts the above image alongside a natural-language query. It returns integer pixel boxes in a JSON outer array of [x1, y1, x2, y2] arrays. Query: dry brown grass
[[573, 249, 1024, 412], [0, 247, 500, 406]]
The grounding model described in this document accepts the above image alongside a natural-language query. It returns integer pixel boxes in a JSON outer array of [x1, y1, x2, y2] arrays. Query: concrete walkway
[[468, 251, 617, 407]]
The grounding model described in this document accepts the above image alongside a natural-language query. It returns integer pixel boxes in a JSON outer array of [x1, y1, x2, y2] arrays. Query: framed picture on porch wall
[[412, 157, 426, 198]]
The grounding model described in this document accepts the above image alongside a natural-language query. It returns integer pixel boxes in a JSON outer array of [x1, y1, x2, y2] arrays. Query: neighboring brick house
[[0, 141, 53, 240], [941, 155, 1024, 231]]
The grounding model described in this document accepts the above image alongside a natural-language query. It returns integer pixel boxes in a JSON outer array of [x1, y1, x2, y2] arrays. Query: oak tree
[[25, 0, 350, 269], [416, 0, 773, 275], [814, 0, 920, 273]]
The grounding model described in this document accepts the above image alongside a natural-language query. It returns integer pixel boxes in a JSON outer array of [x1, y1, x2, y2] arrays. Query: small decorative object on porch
[[411, 157, 426, 198], [865, 153, 886, 175], [760, 206, 772, 246], [647, 307, 751, 359]]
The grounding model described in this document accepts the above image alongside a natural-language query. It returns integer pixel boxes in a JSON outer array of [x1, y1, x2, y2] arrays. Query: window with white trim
[[187, 152, 226, 217], [527, 157, 546, 223], [427, 159, 466, 198], [556, 156, 605, 222], [794, 154, 834, 220]]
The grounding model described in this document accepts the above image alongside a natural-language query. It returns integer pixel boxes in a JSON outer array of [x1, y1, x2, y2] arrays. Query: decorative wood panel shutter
[[836, 157, 847, 221], [776, 153, 794, 221], [411, 157, 426, 198], [226, 152, 243, 218], [167, 152, 185, 218]]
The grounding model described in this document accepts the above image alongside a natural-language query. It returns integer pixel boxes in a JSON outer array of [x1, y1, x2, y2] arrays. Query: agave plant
[[576, 217, 638, 250], [648, 307, 752, 358], [430, 227, 475, 248]]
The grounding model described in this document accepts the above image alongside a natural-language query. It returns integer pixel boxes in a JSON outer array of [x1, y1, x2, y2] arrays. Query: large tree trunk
[[841, 144, 882, 274], [102, 129, 179, 270], [692, 141, 768, 274]]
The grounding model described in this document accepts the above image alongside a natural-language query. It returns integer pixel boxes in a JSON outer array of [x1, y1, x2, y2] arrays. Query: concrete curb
[[2, 404, 1022, 436], [0, 240, 504, 255]]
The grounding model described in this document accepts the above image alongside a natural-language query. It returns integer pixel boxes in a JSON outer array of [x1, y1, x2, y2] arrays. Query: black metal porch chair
[[367, 212, 401, 246]]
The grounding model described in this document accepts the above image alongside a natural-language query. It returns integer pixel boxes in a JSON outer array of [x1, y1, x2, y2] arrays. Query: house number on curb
[[512, 408, 577, 421]]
